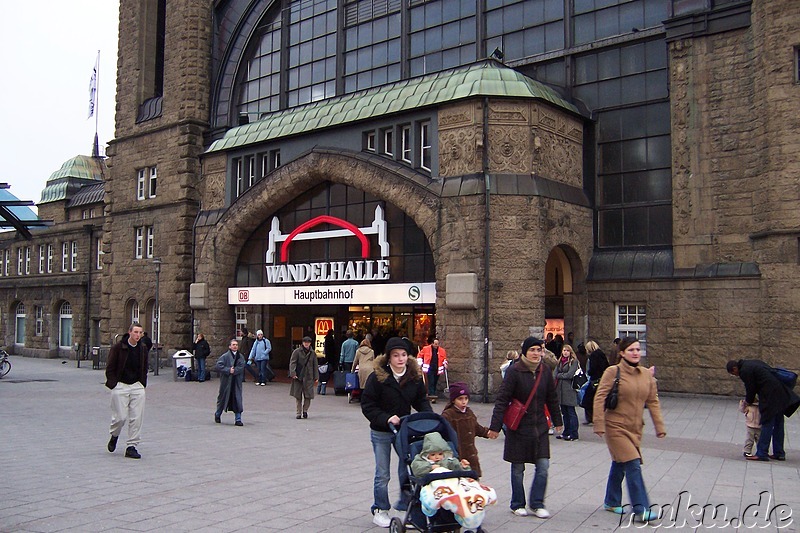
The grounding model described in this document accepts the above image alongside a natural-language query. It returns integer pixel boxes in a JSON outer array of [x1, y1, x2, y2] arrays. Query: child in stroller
[[391, 412, 496, 533]]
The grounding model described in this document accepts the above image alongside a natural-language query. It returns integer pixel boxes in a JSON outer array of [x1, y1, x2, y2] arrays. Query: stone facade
[[102, 0, 211, 351], [8, 0, 797, 398]]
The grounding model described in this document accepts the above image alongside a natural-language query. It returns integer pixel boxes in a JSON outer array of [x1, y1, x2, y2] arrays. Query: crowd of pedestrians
[[102, 323, 797, 528]]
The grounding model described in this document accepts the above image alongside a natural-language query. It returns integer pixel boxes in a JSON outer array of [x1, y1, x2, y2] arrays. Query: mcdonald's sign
[[315, 317, 335, 337]]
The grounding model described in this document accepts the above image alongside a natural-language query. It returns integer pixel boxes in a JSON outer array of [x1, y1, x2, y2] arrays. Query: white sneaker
[[531, 507, 551, 519], [548, 427, 555, 435], [372, 509, 391, 528], [511, 507, 529, 516]]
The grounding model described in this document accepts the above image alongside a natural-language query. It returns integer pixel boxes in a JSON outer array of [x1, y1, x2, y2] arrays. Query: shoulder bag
[[503, 367, 544, 431], [604, 366, 621, 410], [571, 363, 588, 390]]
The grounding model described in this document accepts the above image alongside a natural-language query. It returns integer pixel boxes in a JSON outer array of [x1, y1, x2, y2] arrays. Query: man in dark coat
[[105, 322, 149, 459], [289, 336, 319, 419], [727, 359, 800, 461], [215, 339, 245, 426]]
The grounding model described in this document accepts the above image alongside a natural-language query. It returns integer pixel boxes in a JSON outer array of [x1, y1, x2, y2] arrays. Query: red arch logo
[[280, 215, 370, 262]]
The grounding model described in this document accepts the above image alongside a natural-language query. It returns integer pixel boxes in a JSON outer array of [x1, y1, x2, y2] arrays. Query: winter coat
[[340, 338, 358, 364], [239, 334, 255, 360], [441, 403, 490, 477], [105, 333, 149, 389], [249, 336, 272, 362], [418, 344, 448, 375], [489, 360, 562, 463], [361, 353, 432, 433], [737, 359, 800, 421], [410, 432, 465, 478], [587, 349, 609, 382], [593, 362, 665, 463], [289, 345, 319, 400], [324, 333, 338, 364], [192, 338, 210, 360], [554, 358, 579, 406], [215, 350, 245, 414], [738, 400, 761, 429], [352, 345, 375, 388]]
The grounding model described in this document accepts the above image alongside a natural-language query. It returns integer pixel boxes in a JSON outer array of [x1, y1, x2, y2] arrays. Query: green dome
[[40, 155, 106, 204]]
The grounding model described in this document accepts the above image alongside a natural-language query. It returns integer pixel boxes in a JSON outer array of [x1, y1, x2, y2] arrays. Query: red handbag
[[503, 368, 543, 430]]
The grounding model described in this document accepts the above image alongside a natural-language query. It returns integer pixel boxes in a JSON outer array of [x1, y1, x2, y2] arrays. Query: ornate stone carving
[[488, 125, 530, 173], [489, 101, 528, 124], [439, 126, 480, 176], [439, 102, 476, 130], [670, 39, 693, 238], [531, 129, 581, 187]]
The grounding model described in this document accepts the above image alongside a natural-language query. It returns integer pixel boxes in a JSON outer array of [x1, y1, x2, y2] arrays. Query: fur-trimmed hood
[[372, 353, 423, 383]]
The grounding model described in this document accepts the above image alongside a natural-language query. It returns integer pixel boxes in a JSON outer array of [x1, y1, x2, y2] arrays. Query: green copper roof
[[207, 60, 579, 153], [40, 155, 107, 204]]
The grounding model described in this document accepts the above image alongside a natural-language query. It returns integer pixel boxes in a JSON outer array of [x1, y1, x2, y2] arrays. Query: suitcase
[[345, 372, 359, 391], [333, 370, 347, 396]]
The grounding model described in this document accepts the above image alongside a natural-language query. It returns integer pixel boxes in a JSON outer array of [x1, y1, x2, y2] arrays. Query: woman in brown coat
[[593, 337, 666, 523], [352, 338, 376, 389]]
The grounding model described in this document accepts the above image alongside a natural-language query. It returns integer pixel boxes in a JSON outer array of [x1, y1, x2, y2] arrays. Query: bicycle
[[0, 350, 10, 378]]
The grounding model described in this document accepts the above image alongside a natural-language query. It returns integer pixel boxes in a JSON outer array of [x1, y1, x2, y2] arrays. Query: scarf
[[621, 357, 639, 368], [518, 355, 541, 373]]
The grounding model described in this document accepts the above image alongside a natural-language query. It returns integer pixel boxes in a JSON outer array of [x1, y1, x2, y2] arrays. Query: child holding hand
[[441, 382, 491, 477]]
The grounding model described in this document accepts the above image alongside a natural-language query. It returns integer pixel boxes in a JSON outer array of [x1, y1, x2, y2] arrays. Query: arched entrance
[[230, 181, 437, 369], [544, 245, 586, 352]]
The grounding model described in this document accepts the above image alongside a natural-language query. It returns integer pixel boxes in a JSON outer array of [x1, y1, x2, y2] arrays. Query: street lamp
[[153, 258, 162, 376]]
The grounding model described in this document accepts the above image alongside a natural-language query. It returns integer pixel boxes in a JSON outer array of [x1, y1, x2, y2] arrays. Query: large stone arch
[[195, 149, 473, 344]]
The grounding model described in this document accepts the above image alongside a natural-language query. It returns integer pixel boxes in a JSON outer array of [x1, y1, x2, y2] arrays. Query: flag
[[88, 52, 98, 119]]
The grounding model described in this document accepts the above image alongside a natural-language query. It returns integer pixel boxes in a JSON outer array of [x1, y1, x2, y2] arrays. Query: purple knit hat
[[449, 382, 470, 402]]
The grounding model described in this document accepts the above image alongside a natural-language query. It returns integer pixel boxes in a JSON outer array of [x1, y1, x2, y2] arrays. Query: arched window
[[15, 302, 26, 345], [131, 300, 140, 324], [59, 302, 73, 348]]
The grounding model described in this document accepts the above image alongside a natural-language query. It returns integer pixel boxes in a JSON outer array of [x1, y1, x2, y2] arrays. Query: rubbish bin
[[92, 347, 101, 369], [172, 350, 193, 382]]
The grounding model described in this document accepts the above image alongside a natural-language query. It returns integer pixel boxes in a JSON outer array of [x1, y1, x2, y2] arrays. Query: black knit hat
[[520, 336, 544, 356], [384, 337, 407, 355]]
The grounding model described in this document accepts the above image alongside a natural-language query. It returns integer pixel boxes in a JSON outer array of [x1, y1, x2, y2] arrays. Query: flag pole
[[94, 50, 100, 157], [90, 50, 100, 157]]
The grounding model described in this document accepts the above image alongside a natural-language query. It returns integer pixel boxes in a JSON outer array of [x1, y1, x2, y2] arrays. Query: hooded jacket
[[410, 432, 464, 477], [361, 353, 432, 432]]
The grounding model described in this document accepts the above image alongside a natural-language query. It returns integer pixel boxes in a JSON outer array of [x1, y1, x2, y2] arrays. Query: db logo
[[238, 290, 249, 302]]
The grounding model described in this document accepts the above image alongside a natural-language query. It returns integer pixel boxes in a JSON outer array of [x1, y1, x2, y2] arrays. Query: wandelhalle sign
[[229, 207, 435, 305]]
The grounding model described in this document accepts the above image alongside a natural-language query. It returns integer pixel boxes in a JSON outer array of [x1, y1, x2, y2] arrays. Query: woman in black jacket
[[192, 333, 211, 382], [361, 337, 431, 528], [582, 340, 609, 423]]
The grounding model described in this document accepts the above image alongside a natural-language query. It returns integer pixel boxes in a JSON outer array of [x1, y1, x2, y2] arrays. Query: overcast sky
[[0, 1, 119, 211]]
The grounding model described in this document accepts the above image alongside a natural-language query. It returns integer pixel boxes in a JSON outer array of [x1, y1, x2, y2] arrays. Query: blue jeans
[[561, 405, 579, 438], [756, 415, 785, 459], [605, 459, 649, 514], [370, 429, 410, 513], [510, 459, 549, 510], [196, 357, 206, 381], [256, 360, 269, 383], [427, 371, 438, 396]]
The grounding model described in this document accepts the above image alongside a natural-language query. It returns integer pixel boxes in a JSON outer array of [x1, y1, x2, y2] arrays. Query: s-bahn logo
[[265, 206, 391, 284], [408, 285, 421, 301]]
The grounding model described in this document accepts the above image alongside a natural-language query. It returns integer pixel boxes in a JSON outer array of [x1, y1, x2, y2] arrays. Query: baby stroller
[[389, 412, 485, 533]]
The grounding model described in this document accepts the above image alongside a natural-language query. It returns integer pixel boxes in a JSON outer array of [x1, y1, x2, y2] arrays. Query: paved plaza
[[2, 355, 798, 532]]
